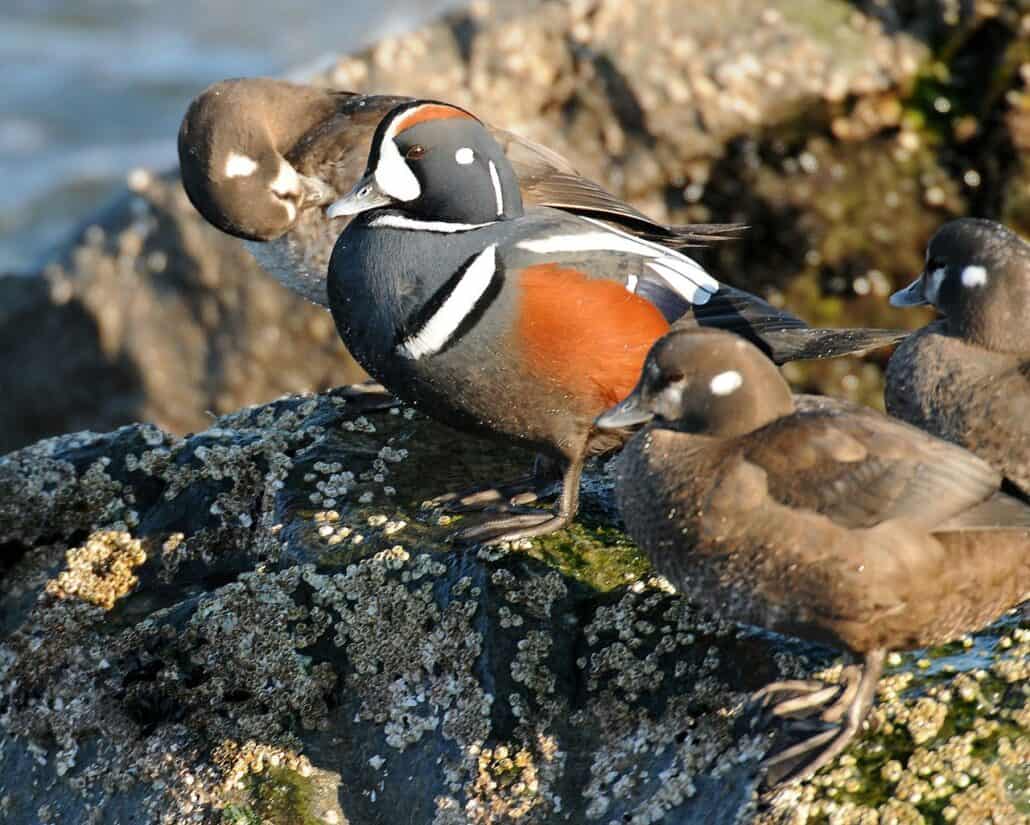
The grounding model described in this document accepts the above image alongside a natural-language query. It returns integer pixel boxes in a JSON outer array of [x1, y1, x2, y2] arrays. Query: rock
[[0, 391, 778, 824], [1, 391, 1027, 824], [0, 172, 365, 454]]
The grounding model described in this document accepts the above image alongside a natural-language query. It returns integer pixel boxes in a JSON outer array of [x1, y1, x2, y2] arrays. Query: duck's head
[[178, 78, 337, 241], [890, 218, 1030, 353], [326, 100, 523, 226], [596, 328, 795, 438]]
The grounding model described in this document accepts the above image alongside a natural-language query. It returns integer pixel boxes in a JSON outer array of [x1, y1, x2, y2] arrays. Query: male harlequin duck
[[323, 100, 907, 544], [177, 77, 744, 305], [596, 327, 1030, 786], [886, 218, 1030, 495]]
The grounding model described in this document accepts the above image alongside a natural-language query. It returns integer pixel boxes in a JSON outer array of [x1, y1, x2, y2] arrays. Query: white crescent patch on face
[[924, 266, 947, 304], [224, 152, 258, 179], [268, 159, 301, 221], [374, 113, 423, 202]]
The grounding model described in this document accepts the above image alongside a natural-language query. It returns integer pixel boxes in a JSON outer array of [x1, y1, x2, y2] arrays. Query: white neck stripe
[[369, 214, 494, 233], [397, 244, 498, 360], [488, 159, 504, 216]]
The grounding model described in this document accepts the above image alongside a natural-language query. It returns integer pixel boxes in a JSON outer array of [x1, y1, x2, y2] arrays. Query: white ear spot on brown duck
[[961, 265, 988, 288], [709, 370, 743, 396], [224, 152, 258, 179], [455, 147, 474, 165]]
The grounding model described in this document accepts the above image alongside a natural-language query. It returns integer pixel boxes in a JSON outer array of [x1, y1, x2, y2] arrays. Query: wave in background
[[0, 0, 463, 272]]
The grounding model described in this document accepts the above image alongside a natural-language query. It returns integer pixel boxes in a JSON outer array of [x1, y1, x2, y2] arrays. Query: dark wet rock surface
[[1, 390, 1027, 824]]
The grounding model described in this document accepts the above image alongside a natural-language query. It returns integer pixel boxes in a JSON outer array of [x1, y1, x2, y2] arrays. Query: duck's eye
[[405, 144, 426, 160], [926, 257, 944, 274], [664, 370, 686, 384]]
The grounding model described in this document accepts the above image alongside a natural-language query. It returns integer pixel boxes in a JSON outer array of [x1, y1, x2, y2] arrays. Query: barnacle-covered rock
[[2, 390, 1026, 824]]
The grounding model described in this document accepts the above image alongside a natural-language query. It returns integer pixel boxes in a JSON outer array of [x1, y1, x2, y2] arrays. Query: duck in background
[[887, 217, 1030, 496], [596, 326, 1030, 786], [177, 77, 744, 305]]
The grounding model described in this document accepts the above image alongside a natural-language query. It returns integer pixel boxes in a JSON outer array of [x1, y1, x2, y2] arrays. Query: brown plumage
[[596, 327, 1030, 786], [887, 218, 1030, 495]]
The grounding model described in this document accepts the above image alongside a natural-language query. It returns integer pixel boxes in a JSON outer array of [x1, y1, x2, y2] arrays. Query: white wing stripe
[[397, 245, 498, 360], [518, 230, 647, 255], [516, 217, 718, 305], [647, 261, 712, 304]]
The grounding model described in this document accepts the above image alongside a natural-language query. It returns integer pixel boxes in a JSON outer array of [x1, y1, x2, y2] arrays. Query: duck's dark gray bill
[[889, 275, 929, 307], [595, 393, 654, 430], [326, 173, 393, 218]]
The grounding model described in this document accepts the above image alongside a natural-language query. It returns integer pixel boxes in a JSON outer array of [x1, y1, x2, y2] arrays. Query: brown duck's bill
[[595, 391, 654, 431], [889, 273, 929, 307], [299, 173, 338, 208], [326, 172, 395, 218]]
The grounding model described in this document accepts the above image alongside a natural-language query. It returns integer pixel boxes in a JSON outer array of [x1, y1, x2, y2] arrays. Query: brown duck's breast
[[887, 325, 1030, 494]]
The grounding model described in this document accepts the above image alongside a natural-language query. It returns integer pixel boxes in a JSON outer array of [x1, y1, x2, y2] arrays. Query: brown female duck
[[596, 327, 1030, 785], [887, 217, 1030, 495]]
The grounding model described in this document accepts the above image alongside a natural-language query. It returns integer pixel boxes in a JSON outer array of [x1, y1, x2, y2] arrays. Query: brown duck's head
[[595, 327, 795, 439], [890, 218, 1030, 353], [177, 77, 338, 241]]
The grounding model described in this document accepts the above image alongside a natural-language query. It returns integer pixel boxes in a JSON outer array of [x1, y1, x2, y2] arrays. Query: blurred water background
[[0, 0, 462, 272]]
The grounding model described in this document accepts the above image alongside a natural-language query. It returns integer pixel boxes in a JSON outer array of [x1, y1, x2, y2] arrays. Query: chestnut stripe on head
[[372, 103, 478, 203], [392, 103, 478, 136]]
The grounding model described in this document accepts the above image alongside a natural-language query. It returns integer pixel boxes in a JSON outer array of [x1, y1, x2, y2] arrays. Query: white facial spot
[[709, 370, 743, 396], [664, 384, 684, 406], [961, 264, 988, 289], [626, 274, 638, 294], [455, 147, 474, 165], [375, 137, 421, 202], [224, 152, 258, 179], [924, 266, 946, 304], [269, 159, 300, 197]]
